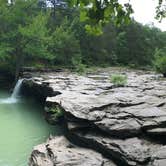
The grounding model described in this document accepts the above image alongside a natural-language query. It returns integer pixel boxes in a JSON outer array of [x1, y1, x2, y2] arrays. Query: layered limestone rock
[[29, 136, 116, 166], [23, 68, 166, 166]]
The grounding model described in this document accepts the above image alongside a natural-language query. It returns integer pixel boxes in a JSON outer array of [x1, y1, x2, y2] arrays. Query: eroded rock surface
[[151, 146, 166, 166], [29, 136, 116, 166], [23, 68, 166, 166]]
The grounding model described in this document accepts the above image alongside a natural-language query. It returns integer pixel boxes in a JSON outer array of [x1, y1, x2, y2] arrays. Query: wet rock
[[21, 79, 54, 103]]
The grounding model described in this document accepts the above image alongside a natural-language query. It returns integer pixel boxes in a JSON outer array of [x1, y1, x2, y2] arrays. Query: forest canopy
[[66, 0, 166, 34], [0, 0, 166, 79]]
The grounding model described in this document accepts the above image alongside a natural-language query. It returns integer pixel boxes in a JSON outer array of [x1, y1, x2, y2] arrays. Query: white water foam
[[0, 79, 23, 104]]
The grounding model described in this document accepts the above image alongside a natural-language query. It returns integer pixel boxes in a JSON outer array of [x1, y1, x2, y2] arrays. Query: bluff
[[22, 68, 166, 166]]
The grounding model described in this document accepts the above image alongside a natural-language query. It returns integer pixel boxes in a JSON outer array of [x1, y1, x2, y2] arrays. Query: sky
[[119, 0, 166, 31]]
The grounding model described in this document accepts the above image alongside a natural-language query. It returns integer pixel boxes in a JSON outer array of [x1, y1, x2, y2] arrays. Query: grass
[[110, 74, 127, 86]]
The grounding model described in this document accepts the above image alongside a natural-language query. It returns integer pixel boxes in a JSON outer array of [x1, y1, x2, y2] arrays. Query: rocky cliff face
[[22, 68, 166, 166]]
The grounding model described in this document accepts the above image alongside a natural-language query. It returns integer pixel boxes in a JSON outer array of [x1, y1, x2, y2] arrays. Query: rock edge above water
[[22, 69, 166, 166]]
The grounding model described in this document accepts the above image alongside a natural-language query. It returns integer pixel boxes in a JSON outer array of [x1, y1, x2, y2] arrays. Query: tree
[[115, 20, 166, 67], [0, 0, 51, 80], [155, 0, 166, 21], [153, 48, 166, 77], [50, 18, 82, 67], [0, 0, 166, 78], [17, 13, 52, 79], [66, 0, 166, 35]]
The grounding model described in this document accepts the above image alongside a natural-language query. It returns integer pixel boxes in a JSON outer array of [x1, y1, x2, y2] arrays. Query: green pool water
[[0, 90, 60, 166]]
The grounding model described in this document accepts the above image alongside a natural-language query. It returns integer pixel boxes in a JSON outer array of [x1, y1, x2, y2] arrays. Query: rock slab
[[29, 136, 116, 166], [23, 68, 166, 166]]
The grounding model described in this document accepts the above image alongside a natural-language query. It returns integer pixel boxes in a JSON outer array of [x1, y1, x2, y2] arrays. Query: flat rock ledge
[[22, 68, 166, 166]]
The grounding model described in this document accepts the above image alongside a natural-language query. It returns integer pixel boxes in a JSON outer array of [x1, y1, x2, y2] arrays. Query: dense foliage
[[153, 48, 166, 77], [0, 0, 166, 79], [68, 0, 166, 34]]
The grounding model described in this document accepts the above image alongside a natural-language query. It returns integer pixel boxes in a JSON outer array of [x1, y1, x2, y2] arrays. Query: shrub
[[72, 56, 86, 74], [110, 74, 127, 86], [47, 106, 64, 120], [153, 48, 166, 77], [51, 18, 82, 67], [33, 63, 45, 70]]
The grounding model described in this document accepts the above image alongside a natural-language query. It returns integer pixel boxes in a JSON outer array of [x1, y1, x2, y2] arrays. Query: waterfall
[[0, 79, 23, 104], [11, 79, 24, 98]]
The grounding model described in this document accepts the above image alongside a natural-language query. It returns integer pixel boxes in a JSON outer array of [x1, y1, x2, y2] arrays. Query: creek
[[0, 80, 61, 166]]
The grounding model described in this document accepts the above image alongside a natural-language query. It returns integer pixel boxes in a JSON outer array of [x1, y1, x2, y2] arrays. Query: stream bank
[[22, 68, 166, 166]]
